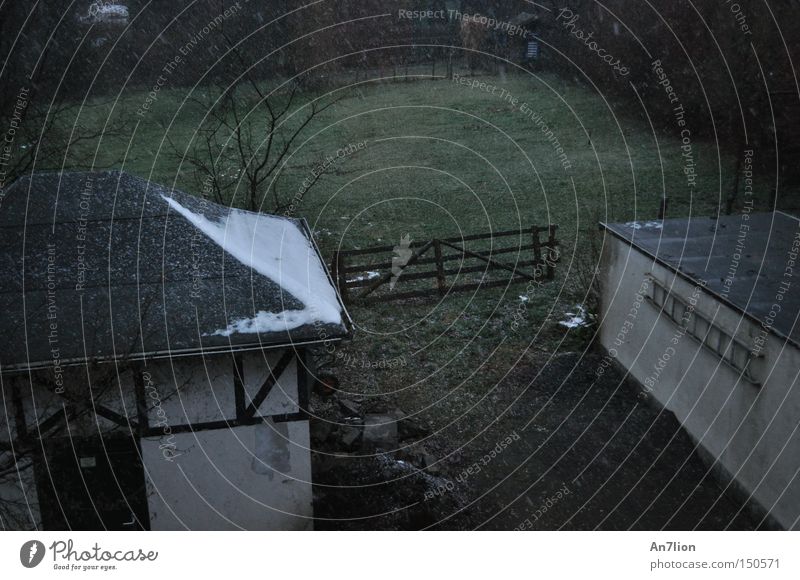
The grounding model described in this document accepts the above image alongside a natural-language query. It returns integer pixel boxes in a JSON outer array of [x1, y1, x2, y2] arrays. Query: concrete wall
[[0, 348, 312, 530], [598, 234, 800, 529]]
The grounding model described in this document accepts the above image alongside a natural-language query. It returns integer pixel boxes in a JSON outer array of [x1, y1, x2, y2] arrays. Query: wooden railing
[[331, 225, 558, 305]]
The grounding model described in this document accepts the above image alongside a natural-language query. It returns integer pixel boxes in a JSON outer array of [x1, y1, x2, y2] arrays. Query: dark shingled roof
[[0, 171, 349, 372], [601, 211, 800, 345]]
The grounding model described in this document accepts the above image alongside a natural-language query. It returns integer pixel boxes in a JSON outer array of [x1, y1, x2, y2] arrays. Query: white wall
[[141, 351, 313, 530], [599, 235, 800, 529], [142, 420, 312, 530]]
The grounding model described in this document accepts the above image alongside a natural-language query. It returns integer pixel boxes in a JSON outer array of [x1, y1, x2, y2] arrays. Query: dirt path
[[311, 350, 759, 530]]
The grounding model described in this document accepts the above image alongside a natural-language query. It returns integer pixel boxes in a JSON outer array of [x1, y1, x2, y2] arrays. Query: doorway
[[36, 434, 149, 530]]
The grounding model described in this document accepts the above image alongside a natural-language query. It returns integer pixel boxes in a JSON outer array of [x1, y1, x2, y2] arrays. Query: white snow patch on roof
[[162, 195, 342, 335], [624, 220, 663, 230]]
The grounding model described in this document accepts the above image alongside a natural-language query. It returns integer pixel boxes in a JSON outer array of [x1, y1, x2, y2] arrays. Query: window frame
[[645, 276, 759, 384]]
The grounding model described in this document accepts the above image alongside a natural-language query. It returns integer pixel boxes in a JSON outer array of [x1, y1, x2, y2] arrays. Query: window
[[673, 301, 687, 323], [718, 333, 732, 357], [646, 276, 757, 383], [653, 284, 666, 307], [665, 295, 675, 317], [731, 343, 751, 371], [706, 327, 722, 354], [695, 316, 710, 341]]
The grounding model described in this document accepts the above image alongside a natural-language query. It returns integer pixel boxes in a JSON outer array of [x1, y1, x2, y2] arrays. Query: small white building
[[598, 212, 800, 529], [0, 171, 349, 530]]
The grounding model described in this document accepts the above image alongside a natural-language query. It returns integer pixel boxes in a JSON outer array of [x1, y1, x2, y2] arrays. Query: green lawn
[[84, 70, 748, 240], [73, 70, 757, 422]]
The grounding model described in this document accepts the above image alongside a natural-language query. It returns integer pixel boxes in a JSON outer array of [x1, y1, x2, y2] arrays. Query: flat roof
[[601, 211, 800, 345], [0, 171, 349, 373]]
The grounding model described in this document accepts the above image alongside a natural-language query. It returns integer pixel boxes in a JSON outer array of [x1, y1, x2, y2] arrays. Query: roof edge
[[0, 335, 349, 376], [599, 220, 800, 351]]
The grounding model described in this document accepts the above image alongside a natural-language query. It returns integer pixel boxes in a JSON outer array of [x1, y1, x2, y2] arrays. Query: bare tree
[[0, 3, 131, 193], [166, 29, 340, 214]]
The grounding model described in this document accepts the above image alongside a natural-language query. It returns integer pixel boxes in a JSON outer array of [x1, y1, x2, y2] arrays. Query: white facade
[[598, 235, 800, 529]]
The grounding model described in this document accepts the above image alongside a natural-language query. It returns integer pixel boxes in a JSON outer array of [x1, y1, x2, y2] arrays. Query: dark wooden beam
[[243, 350, 295, 420], [142, 409, 309, 436], [143, 418, 246, 437], [439, 240, 538, 282], [272, 411, 306, 423], [343, 242, 542, 273], [133, 368, 150, 436], [21, 406, 68, 443], [296, 349, 309, 417], [233, 354, 245, 420], [359, 276, 535, 303], [11, 379, 28, 440], [92, 405, 138, 431], [338, 227, 543, 257]]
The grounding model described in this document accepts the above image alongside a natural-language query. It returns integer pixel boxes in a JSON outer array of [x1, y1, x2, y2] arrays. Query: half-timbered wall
[[0, 347, 312, 530]]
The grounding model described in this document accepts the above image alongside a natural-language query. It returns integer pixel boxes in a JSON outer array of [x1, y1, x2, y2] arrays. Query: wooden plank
[[93, 405, 138, 431], [439, 240, 538, 282], [434, 239, 446, 296], [40, 381, 139, 431], [333, 250, 350, 305], [233, 354, 245, 420], [25, 407, 68, 441], [547, 224, 558, 280], [338, 227, 541, 257], [337, 224, 557, 301], [359, 276, 533, 303], [532, 225, 542, 265], [11, 379, 27, 439], [133, 368, 150, 436], [343, 242, 541, 273], [344, 259, 542, 288]]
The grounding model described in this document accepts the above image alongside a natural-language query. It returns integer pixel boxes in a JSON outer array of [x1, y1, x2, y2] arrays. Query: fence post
[[546, 225, 558, 280], [434, 239, 446, 296], [447, 48, 453, 79], [333, 250, 350, 305], [531, 226, 542, 280]]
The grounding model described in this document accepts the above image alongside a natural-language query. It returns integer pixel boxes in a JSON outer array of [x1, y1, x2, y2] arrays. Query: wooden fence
[[331, 225, 558, 305]]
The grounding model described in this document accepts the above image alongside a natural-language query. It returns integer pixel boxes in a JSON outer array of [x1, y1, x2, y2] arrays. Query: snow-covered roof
[[0, 171, 349, 372]]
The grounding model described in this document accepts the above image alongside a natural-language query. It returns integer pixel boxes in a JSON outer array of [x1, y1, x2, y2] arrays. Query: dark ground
[[310, 350, 761, 530]]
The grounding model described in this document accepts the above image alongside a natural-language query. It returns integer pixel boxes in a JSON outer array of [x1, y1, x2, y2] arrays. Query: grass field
[[86, 69, 748, 239], [73, 69, 755, 425]]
